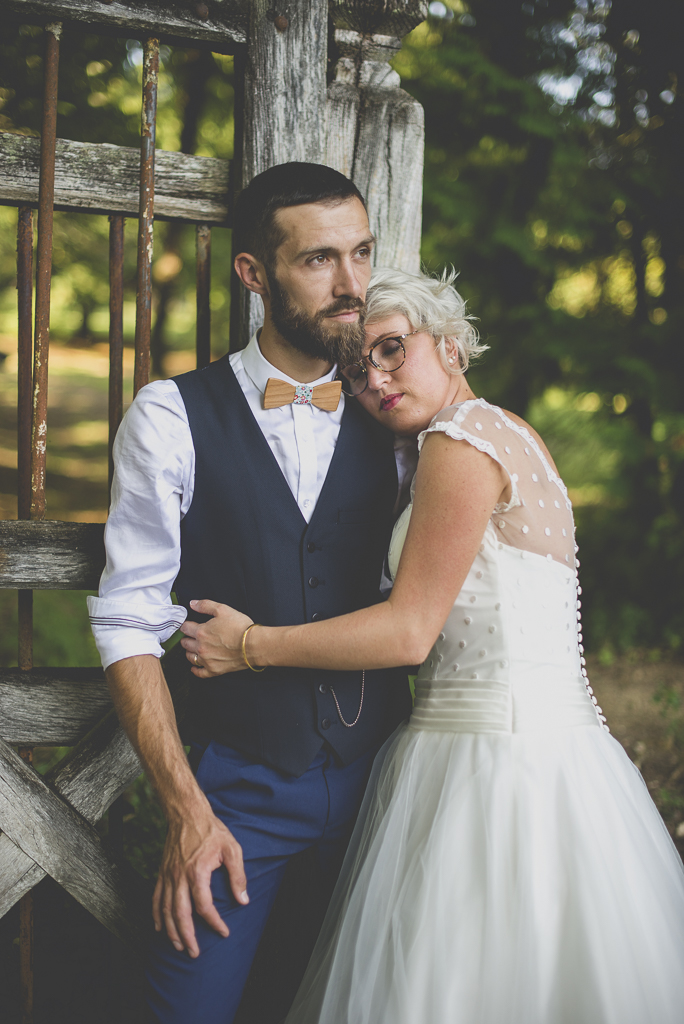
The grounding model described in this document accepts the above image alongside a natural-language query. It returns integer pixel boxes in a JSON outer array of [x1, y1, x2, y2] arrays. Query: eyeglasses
[[339, 330, 421, 396]]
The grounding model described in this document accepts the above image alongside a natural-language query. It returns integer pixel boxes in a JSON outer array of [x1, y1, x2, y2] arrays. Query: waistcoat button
[[307, 542, 316, 553], [311, 612, 320, 621], [319, 683, 328, 694], [321, 718, 331, 730], [308, 576, 319, 588]]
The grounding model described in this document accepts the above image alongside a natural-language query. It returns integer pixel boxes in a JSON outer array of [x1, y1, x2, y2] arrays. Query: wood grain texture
[[0, 738, 147, 946], [326, 28, 425, 274], [0, 847, 45, 920], [4, 0, 246, 51], [0, 644, 192, 928], [235, 0, 328, 347], [330, 0, 427, 36], [0, 133, 231, 224], [0, 520, 105, 589], [0, 669, 109, 745]]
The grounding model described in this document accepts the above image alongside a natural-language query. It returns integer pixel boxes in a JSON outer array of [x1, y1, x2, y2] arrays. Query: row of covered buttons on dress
[[575, 549, 609, 731]]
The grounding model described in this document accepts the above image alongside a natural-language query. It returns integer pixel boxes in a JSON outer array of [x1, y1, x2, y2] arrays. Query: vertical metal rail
[[17, 208, 33, 525], [17, 209, 35, 1024], [133, 37, 159, 397], [19, 21, 61, 1022], [16, 208, 34, 673], [30, 21, 61, 520], [196, 223, 211, 368], [108, 215, 125, 490]]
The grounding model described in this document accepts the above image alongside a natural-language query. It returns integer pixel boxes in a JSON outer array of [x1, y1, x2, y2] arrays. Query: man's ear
[[234, 252, 269, 296]]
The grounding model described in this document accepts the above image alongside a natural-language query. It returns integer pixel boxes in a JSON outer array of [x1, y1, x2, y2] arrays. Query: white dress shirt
[[88, 334, 416, 670]]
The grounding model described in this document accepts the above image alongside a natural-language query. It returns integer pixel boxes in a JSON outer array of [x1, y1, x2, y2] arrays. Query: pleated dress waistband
[[409, 675, 600, 734]]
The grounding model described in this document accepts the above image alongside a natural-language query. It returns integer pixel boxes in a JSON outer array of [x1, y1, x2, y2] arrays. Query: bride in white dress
[[183, 268, 684, 1023]]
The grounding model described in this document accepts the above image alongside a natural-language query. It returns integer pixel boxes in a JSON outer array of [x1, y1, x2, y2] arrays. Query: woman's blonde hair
[[365, 266, 488, 374]]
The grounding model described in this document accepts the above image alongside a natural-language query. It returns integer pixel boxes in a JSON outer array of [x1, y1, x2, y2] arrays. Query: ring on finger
[[193, 653, 201, 666]]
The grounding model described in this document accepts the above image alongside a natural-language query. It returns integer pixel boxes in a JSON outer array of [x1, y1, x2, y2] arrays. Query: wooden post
[[232, 0, 329, 349], [327, 1, 427, 272]]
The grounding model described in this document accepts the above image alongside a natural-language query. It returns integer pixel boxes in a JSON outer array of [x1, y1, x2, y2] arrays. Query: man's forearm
[[105, 654, 208, 821]]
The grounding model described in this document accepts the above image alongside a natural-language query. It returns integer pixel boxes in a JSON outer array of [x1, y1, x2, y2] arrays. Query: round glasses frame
[[339, 329, 422, 396]]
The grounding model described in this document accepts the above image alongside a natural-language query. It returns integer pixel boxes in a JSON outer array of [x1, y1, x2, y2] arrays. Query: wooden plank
[[0, 707, 138, 919], [0, 737, 147, 946], [329, 0, 427, 37], [48, 707, 141, 823], [0, 848, 44, 920], [235, 0, 328, 347], [0, 668, 109, 745], [347, 78, 424, 273], [4, 0, 246, 51], [0, 520, 105, 589], [0, 133, 231, 224], [0, 643, 192, 926], [326, 26, 425, 274]]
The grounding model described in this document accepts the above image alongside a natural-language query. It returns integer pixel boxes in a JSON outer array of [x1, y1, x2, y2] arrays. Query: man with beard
[[88, 163, 411, 1024]]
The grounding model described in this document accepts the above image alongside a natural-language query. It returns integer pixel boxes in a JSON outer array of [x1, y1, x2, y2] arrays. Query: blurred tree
[[397, 0, 683, 652]]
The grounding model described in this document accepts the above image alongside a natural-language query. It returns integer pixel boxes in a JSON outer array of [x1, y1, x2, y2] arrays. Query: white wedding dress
[[286, 399, 684, 1024]]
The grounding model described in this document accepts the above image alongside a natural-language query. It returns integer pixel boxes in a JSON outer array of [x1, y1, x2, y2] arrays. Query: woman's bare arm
[[182, 434, 505, 674]]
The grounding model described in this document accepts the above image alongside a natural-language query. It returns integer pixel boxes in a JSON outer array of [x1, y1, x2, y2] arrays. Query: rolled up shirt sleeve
[[87, 379, 194, 670]]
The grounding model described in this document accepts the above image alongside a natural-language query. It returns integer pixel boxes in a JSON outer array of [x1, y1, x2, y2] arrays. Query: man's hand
[[153, 800, 249, 958], [105, 655, 248, 957], [180, 600, 253, 677]]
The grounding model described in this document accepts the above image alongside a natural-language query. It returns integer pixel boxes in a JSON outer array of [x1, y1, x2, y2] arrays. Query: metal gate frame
[[0, 2, 426, 1019]]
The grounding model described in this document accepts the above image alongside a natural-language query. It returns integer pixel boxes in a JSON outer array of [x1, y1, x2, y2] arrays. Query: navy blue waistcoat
[[173, 355, 411, 777]]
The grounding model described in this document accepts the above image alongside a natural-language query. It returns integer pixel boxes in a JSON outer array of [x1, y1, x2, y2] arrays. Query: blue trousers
[[146, 742, 374, 1024]]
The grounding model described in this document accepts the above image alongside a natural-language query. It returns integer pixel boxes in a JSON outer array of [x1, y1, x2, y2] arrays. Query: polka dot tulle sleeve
[[418, 399, 576, 569]]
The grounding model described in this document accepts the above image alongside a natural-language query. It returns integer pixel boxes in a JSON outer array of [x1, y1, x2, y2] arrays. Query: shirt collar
[[240, 332, 339, 396]]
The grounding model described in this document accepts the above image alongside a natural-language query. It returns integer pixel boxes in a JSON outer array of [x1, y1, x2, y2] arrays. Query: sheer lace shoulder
[[418, 400, 521, 514], [417, 399, 576, 569]]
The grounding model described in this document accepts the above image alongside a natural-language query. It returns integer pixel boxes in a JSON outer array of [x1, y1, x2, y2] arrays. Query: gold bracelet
[[241, 623, 265, 672]]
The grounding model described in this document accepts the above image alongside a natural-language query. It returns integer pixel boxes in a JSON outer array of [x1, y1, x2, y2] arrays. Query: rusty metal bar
[[108, 215, 125, 492], [133, 36, 159, 397], [30, 21, 61, 520], [18, 746, 34, 1024], [20, 23, 60, 1016], [196, 223, 211, 368], [17, 207, 33, 521], [17, 207, 35, 673]]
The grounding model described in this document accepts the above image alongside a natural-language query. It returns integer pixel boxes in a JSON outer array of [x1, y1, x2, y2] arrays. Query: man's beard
[[267, 270, 366, 369]]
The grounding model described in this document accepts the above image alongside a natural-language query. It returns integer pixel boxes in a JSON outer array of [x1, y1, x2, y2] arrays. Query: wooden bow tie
[[263, 377, 342, 412]]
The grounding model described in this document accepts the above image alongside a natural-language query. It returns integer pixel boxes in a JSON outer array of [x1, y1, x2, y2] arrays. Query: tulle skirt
[[286, 724, 684, 1024]]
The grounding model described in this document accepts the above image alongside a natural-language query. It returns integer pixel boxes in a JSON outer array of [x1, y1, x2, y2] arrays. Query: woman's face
[[355, 314, 466, 436]]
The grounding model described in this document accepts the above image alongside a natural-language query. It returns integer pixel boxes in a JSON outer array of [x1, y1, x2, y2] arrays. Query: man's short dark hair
[[233, 162, 367, 270]]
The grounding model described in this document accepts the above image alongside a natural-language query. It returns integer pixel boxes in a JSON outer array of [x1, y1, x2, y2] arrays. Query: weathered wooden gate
[[0, 1, 426, 1019]]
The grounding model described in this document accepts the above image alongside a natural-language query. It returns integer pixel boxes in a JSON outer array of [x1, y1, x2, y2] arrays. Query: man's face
[[265, 197, 375, 367]]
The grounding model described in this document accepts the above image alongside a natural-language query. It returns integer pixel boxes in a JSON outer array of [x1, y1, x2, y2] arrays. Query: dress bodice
[[389, 399, 604, 735]]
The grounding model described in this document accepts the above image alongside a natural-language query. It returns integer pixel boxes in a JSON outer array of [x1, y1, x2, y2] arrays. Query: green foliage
[[0, 590, 99, 667], [0, 26, 235, 355], [652, 682, 684, 821], [395, 0, 684, 651], [118, 774, 167, 880]]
